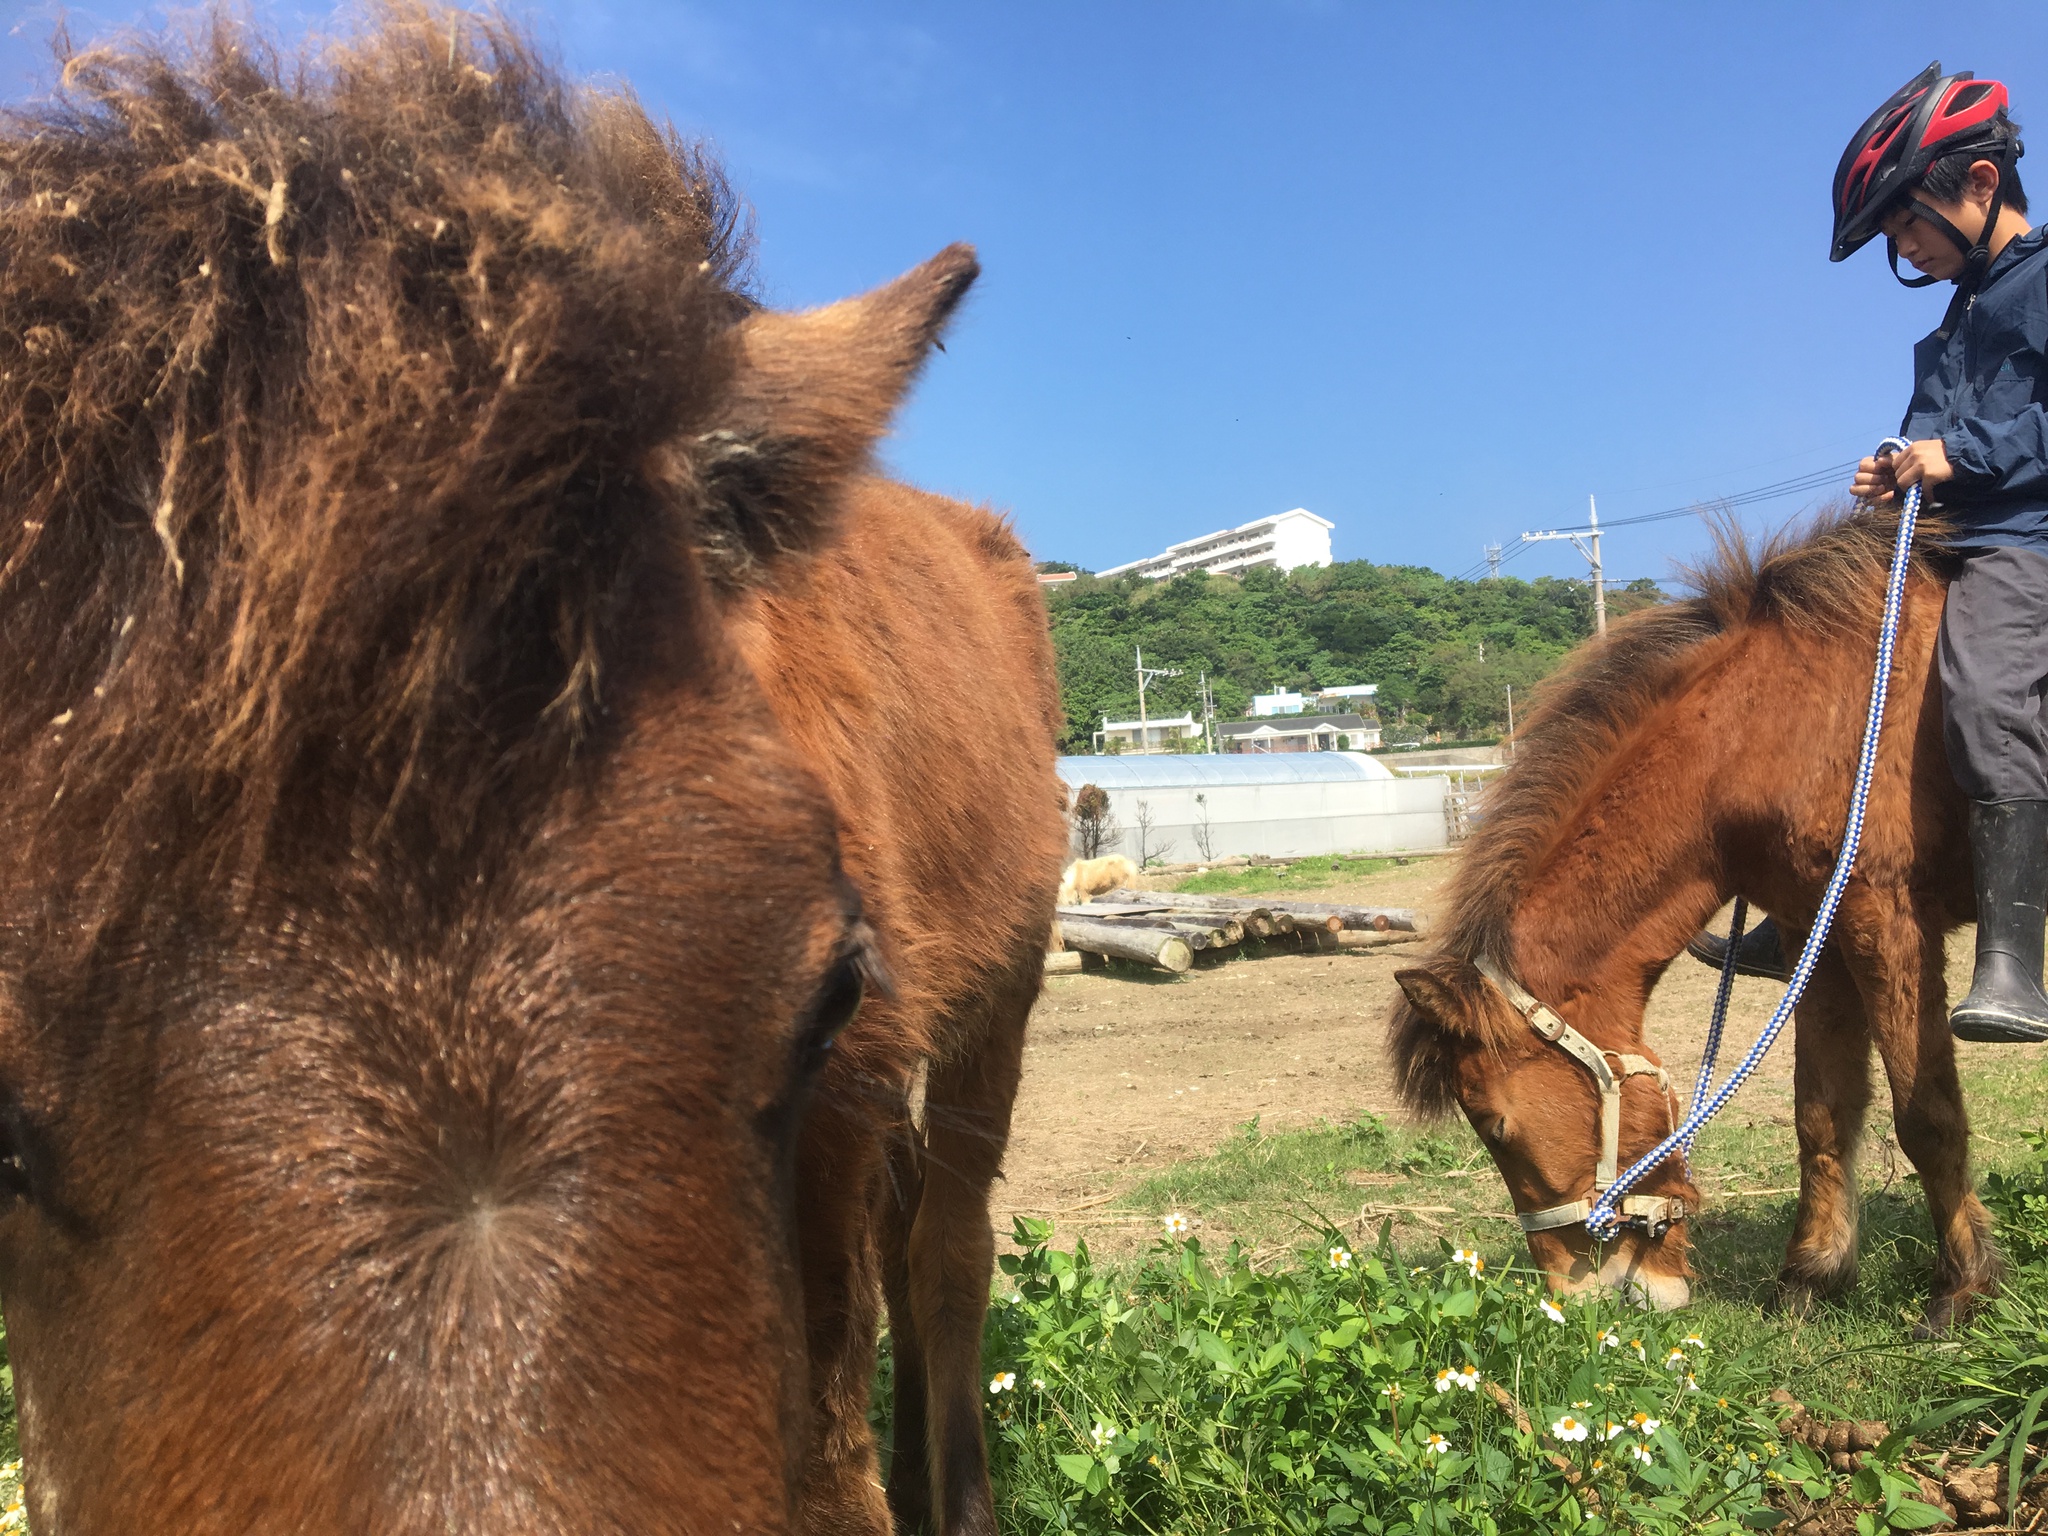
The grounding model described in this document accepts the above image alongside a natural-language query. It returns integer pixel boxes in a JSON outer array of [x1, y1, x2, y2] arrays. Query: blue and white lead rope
[[1586, 439, 1920, 1239], [1685, 895, 1747, 1168]]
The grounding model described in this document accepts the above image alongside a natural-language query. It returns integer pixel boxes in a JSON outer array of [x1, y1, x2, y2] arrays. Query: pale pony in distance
[[1058, 854, 1140, 907]]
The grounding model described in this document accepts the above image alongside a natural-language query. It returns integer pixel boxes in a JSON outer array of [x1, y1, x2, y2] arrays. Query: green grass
[[1118, 1114, 1481, 1244], [954, 1094, 2048, 1531], [1095, 1052, 2048, 1437], [974, 1221, 1824, 1535], [1173, 855, 1403, 897]]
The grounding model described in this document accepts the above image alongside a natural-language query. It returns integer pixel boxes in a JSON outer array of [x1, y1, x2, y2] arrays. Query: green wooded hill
[[1043, 562, 1666, 755]]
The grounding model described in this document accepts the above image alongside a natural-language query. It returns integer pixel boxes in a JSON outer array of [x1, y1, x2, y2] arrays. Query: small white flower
[[1031, 1378, 1045, 1391], [1329, 1246, 1353, 1270], [1664, 1348, 1687, 1370], [1450, 1246, 1484, 1277], [1632, 1413, 1661, 1434], [1628, 1337, 1646, 1361], [1422, 1431, 1451, 1455], [1380, 1383, 1404, 1401], [1435, 1367, 1456, 1393], [1683, 1372, 1700, 1392], [1089, 1421, 1116, 1449], [1540, 1299, 1565, 1323], [1552, 1414, 1589, 1443], [1597, 1328, 1620, 1351], [1163, 1212, 1189, 1237], [1681, 1332, 1705, 1351], [1451, 1365, 1478, 1391], [988, 1372, 1015, 1394], [1603, 1420, 1625, 1441], [1630, 1442, 1654, 1465], [1572, 1400, 1592, 1410]]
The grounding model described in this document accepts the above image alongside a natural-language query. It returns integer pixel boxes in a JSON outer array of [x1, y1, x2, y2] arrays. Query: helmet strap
[[1887, 236, 1943, 288], [1934, 140, 2018, 340]]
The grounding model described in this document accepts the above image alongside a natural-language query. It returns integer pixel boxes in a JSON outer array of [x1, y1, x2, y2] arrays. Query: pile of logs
[[1053, 889, 1428, 975]]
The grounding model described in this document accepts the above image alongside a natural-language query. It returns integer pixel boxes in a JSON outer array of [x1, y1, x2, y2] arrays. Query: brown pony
[[0, 8, 1063, 1533], [1389, 508, 1995, 1335]]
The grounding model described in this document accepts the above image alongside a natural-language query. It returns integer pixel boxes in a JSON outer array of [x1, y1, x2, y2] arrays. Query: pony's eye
[[0, 1104, 34, 1204], [797, 954, 869, 1076], [1487, 1115, 1510, 1144]]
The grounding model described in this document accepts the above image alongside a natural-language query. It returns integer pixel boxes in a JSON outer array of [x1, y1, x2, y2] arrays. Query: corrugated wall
[[1061, 767, 1449, 862]]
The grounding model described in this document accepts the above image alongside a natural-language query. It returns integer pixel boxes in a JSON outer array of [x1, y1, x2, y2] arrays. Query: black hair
[[1918, 108, 2029, 216]]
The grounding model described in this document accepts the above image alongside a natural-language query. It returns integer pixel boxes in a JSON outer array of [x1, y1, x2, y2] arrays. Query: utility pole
[[1198, 670, 1217, 755], [1135, 647, 1183, 755], [1505, 683, 1516, 758], [1484, 542, 1502, 580], [1522, 493, 1607, 636], [1588, 496, 1606, 636]]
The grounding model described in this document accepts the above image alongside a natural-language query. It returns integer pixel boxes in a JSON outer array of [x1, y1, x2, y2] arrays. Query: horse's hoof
[[1913, 1294, 1965, 1340], [1767, 1282, 1819, 1320], [1900, 1294, 1982, 1343]]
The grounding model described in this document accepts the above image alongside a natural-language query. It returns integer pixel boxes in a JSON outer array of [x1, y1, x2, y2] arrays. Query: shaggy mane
[[1390, 504, 1950, 1114], [0, 4, 752, 930]]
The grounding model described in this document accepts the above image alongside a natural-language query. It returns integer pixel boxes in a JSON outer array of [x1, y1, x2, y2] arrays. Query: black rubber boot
[[1952, 799, 2048, 1044], [1686, 917, 1790, 981]]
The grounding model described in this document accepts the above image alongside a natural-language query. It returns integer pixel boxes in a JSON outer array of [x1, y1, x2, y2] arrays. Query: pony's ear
[[1393, 958, 1489, 1036], [689, 243, 979, 585]]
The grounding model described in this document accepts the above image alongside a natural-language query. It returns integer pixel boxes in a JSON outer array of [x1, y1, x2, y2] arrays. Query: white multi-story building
[[1250, 690, 1306, 717], [1098, 508, 1334, 582]]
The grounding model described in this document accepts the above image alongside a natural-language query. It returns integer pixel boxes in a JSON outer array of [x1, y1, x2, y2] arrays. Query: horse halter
[[1471, 956, 1690, 1239]]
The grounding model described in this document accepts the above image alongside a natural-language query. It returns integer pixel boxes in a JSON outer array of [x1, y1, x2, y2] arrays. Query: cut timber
[[1170, 915, 1245, 946], [1055, 902, 1176, 918], [1056, 905, 1243, 949], [1059, 917, 1193, 973], [1099, 889, 1426, 934], [1119, 914, 1244, 949]]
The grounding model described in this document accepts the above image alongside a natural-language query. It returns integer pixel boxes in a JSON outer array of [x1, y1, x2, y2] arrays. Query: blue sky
[[1, 3, 2041, 585]]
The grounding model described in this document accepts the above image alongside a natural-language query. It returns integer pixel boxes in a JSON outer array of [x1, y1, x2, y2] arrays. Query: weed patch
[[1174, 857, 1400, 897], [973, 1219, 1848, 1534]]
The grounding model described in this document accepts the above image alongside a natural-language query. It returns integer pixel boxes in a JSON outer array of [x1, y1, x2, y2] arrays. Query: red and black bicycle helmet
[[1832, 63, 2015, 261], [1831, 63, 2024, 336]]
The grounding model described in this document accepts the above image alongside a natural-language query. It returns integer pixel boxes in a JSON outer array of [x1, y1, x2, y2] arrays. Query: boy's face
[[1878, 157, 2003, 281], [1881, 195, 1971, 281]]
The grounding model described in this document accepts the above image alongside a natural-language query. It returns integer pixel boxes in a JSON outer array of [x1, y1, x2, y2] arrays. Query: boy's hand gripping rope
[[1585, 439, 1920, 1240]]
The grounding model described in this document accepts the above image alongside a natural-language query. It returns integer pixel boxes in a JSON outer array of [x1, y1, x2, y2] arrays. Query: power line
[[1456, 534, 1538, 583], [1452, 458, 1862, 583], [1542, 461, 1860, 533]]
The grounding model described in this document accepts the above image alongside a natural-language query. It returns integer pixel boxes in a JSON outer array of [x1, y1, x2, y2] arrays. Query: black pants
[[1938, 545, 2048, 802]]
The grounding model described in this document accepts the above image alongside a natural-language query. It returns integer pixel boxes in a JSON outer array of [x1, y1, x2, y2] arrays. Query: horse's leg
[[795, 1098, 893, 1536], [909, 963, 1034, 1536], [1779, 936, 1874, 1308], [879, 1106, 934, 1533], [1848, 893, 2001, 1335]]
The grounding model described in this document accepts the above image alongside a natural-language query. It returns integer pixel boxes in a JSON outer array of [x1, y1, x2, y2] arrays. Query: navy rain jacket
[[1903, 225, 2048, 553]]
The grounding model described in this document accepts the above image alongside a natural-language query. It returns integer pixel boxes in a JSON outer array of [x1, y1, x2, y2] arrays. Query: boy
[[1693, 64, 2048, 1041]]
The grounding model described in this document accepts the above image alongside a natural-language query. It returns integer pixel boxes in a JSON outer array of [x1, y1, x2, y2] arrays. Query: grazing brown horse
[[1389, 509, 1997, 1335], [0, 9, 1062, 1533]]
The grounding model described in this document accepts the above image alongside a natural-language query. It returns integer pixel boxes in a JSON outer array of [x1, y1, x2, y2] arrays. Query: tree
[[1072, 783, 1121, 859], [1041, 557, 1663, 751], [1132, 800, 1174, 869], [1191, 792, 1216, 862]]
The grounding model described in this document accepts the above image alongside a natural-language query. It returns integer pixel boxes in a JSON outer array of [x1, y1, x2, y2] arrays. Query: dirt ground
[[997, 853, 1992, 1254]]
